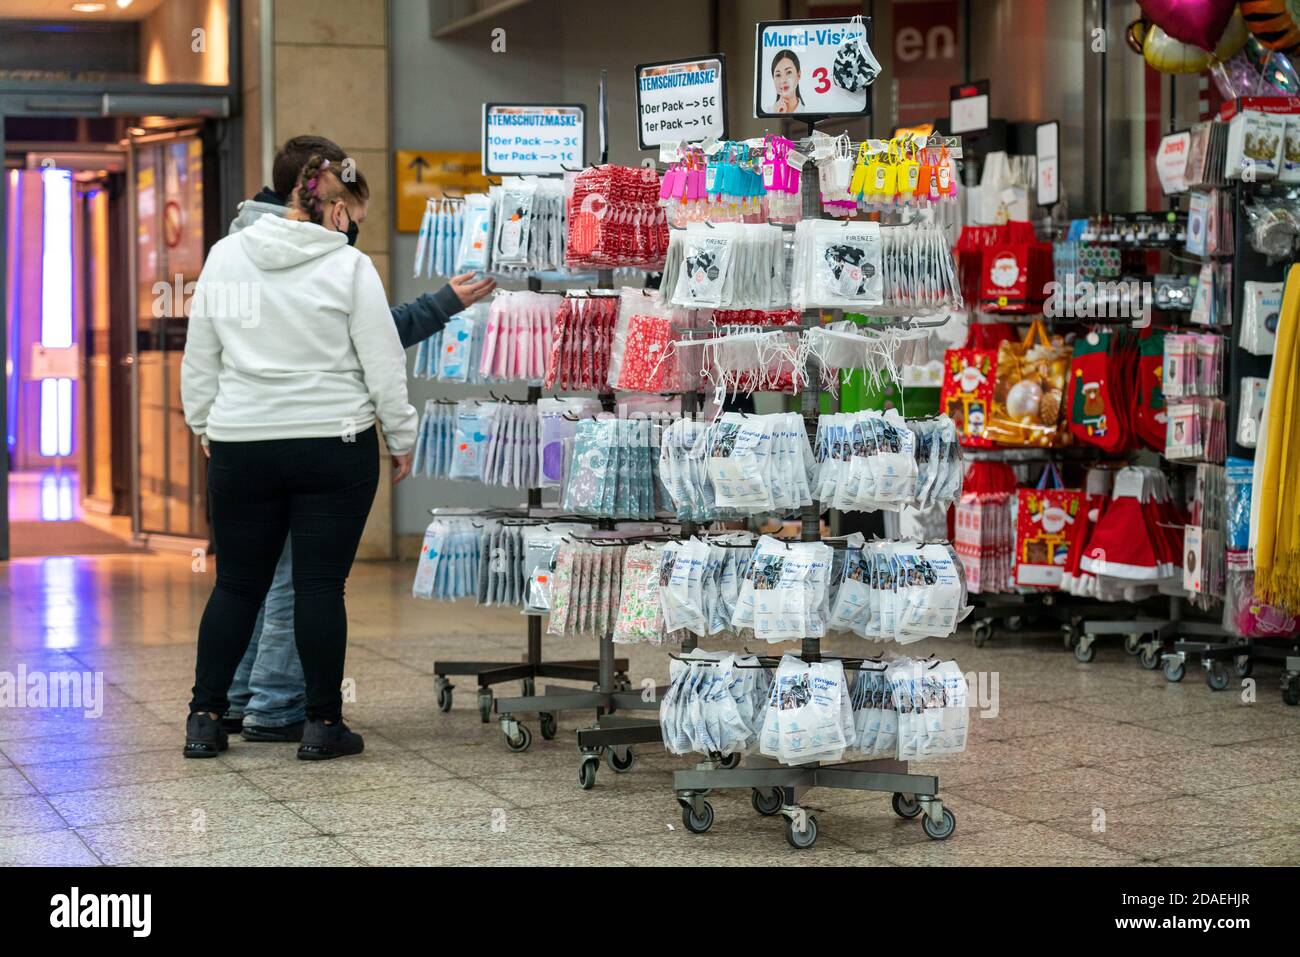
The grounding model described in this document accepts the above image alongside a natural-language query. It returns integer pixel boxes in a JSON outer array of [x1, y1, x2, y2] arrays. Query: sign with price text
[[635, 56, 727, 149], [754, 18, 874, 119], [481, 104, 586, 176]]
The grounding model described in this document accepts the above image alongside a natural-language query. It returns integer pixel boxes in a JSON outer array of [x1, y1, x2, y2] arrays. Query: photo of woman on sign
[[770, 49, 804, 114]]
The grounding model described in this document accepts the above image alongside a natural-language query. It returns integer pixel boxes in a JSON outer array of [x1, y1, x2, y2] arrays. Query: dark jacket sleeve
[[391, 284, 466, 349]]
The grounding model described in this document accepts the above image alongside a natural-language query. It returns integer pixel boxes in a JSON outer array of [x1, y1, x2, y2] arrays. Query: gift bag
[[984, 318, 1071, 448], [940, 348, 998, 448], [1013, 465, 1084, 589], [979, 239, 1053, 314]]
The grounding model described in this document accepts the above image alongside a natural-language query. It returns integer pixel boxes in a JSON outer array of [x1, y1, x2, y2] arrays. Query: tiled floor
[[1, 552, 1298, 866]]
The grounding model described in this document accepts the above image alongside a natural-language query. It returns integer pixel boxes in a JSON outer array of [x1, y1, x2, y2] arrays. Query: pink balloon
[[1138, 0, 1236, 51]]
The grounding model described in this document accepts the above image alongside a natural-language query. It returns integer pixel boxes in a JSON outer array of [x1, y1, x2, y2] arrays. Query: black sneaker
[[297, 719, 364, 761], [184, 712, 229, 758], [221, 716, 244, 735], [242, 720, 305, 743]]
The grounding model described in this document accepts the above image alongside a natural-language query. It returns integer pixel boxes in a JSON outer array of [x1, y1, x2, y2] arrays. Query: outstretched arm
[[391, 272, 496, 348]]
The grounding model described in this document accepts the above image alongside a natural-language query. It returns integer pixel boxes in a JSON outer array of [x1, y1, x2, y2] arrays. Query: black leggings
[[189, 427, 380, 723]]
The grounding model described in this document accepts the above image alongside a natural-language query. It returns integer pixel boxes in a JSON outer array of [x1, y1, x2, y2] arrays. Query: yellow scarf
[[1255, 263, 1300, 607]]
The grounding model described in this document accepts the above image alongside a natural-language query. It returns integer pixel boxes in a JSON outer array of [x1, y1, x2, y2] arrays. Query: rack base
[[1166, 636, 1300, 702], [672, 755, 953, 849], [434, 658, 618, 723]]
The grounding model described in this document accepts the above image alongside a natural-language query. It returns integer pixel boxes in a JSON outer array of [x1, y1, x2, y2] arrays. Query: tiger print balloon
[[1242, 0, 1300, 55]]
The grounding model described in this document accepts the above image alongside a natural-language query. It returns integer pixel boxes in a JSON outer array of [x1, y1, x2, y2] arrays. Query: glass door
[[132, 132, 207, 540]]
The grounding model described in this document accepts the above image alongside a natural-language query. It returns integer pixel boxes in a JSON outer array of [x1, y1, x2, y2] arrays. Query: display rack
[[491, 269, 656, 756], [1162, 179, 1299, 702], [670, 131, 957, 849], [431, 267, 631, 733]]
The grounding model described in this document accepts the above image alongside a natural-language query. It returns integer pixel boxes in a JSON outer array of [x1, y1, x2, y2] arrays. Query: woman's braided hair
[[294, 153, 369, 225]]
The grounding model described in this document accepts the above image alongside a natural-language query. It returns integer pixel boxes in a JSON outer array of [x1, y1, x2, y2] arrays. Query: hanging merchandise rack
[[571, 387, 713, 790], [429, 274, 628, 731], [491, 269, 661, 757], [1161, 178, 1300, 701], [669, 133, 958, 850]]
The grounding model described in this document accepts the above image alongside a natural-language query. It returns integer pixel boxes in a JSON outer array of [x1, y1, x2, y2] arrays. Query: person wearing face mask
[[220, 137, 494, 744], [770, 49, 805, 114], [180, 155, 414, 760]]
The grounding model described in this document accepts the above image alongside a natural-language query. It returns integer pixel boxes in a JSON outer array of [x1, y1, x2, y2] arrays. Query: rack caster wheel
[[606, 747, 635, 773], [539, 712, 557, 740], [785, 812, 818, 849], [1206, 661, 1230, 691], [717, 752, 741, 770], [578, 757, 598, 790], [922, 807, 957, 841], [435, 679, 453, 713], [892, 792, 923, 819], [1124, 634, 1142, 656], [752, 787, 783, 816], [1234, 643, 1253, 679], [1162, 658, 1185, 683], [477, 689, 493, 723], [521, 677, 535, 697], [1061, 624, 1078, 650], [972, 620, 992, 648], [1073, 638, 1096, 663], [1139, 645, 1161, 670], [504, 724, 532, 753], [1283, 675, 1300, 707], [682, 800, 714, 834], [1005, 615, 1023, 632]]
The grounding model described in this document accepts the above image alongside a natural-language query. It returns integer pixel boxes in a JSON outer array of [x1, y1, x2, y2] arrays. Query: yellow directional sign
[[394, 150, 489, 233]]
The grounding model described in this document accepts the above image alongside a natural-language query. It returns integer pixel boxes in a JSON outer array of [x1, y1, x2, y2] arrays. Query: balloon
[[1139, 0, 1237, 51], [1241, 0, 1300, 56], [1144, 23, 1214, 72], [1211, 48, 1264, 98], [1214, 11, 1250, 59], [1245, 32, 1300, 90], [1127, 19, 1149, 55]]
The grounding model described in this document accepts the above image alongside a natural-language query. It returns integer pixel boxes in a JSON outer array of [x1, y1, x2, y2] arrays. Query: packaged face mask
[[613, 542, 669, 644], [673, 228, 735, 308], [492, 182, 535, 266], [456, 193, 493, 272], [816, 224, 883, 305], [449, 401, 497, 481], [890, 658, 968, 759], [707, 413, 774, 511], [850, 665, 898, 758], [758, 654, 852, 765], [521, 525, 574, 615]]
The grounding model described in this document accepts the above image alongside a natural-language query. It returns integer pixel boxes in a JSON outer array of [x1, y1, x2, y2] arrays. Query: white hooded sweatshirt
[[181, 214, 417, 454]]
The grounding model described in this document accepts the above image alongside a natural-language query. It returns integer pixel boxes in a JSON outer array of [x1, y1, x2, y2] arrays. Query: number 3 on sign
[[813, 67, 830, 94]]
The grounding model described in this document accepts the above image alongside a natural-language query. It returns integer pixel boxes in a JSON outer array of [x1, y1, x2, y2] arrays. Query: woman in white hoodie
[[180, 155, 416, 760]]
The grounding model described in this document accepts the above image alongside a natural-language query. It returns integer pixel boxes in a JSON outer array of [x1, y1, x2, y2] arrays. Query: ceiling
[[0, 0, 166, 21]]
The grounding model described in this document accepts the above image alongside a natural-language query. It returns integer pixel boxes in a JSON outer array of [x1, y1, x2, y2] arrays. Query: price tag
[[482, 104, 586, 176]]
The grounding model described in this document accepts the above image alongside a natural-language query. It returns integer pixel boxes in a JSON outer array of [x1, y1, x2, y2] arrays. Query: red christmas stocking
[[1068, 331, 1127, 452], [1135, 329, 1168, 452]]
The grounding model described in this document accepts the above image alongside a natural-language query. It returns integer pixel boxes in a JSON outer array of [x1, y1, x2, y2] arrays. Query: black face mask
[[337, 206, 359, 246]]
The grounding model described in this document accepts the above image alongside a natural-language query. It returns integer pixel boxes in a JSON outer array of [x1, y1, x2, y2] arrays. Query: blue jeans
[[225, 540, 307, 727]]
